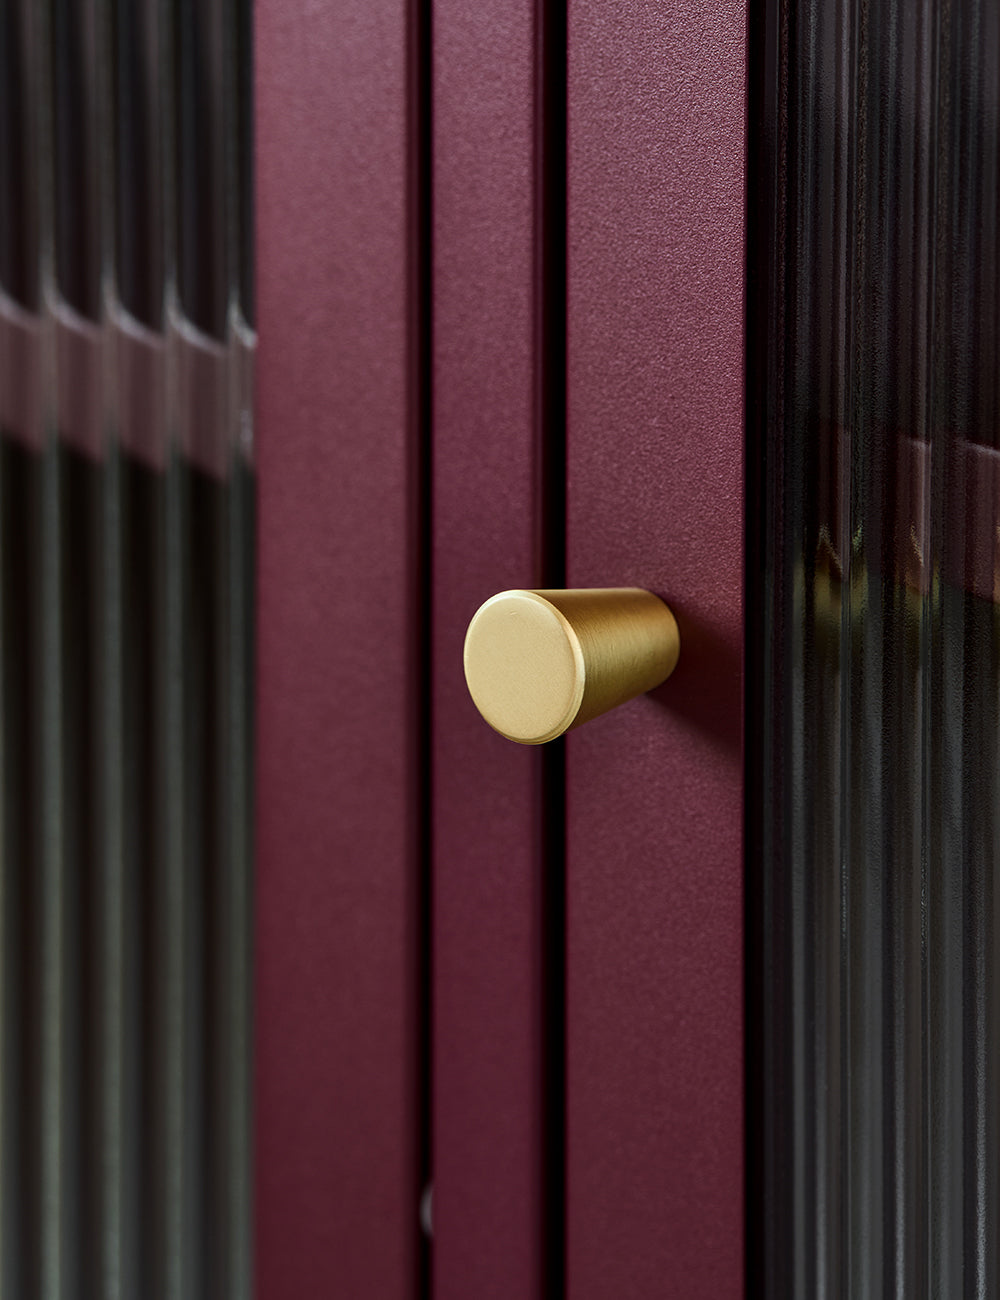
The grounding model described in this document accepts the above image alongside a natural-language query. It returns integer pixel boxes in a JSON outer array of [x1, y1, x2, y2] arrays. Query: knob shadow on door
[[463, 588, 680, 744]]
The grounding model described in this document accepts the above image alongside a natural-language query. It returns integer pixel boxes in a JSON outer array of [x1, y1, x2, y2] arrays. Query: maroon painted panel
[[566, 3, 746, 1296], [255, 2, 420, 1296], [431, 5, 544, 1296]]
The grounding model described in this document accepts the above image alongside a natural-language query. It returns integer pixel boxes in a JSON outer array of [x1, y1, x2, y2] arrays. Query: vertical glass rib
[[171, 3, 219, 1295], [1, 444, 46, 1300], [51, 5, 110, 1299], [225, 437, 253, 1300], [112, 1, 169, 1294], [101, 438, 125, 1300], [0, 6, 38, 1295], [34, 4, 68, 1300], [94, 0, 128, 1294], [121, 455, 169, 1300]]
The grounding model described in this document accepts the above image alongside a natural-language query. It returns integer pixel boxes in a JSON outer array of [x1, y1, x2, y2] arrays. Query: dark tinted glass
[[0, 2, 254, 1296], [753, 0, 1000, 1294]]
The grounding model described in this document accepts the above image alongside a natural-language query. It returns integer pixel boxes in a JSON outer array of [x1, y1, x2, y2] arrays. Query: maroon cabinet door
[[256, 0, 746, 1295]]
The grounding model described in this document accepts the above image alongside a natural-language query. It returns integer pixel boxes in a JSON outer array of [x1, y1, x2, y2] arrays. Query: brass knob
[[463, 588, 680, 745]]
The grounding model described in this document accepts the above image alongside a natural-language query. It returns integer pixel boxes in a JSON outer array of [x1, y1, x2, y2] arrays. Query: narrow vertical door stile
[[255, 0, 423, 1294], [431, 0, 567, 1292], [565, 4, 747, 1296]]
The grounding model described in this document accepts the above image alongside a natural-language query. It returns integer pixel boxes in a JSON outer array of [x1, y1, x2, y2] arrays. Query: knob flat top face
[[463, 591, 585, 744]]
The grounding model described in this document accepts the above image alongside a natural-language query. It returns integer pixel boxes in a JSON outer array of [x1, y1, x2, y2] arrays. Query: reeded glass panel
[[0, 1, 254, 1296], [754, 0, 1000, 1294]]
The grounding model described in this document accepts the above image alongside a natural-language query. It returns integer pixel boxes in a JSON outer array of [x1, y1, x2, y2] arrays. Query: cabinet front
[[257, 2, 745, 1297]]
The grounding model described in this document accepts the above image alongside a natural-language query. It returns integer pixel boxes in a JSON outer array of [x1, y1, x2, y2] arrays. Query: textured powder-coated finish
[[255, 3, 420, 1296], [566, 3, 746, 1296], [432, 4, 545, 1294]]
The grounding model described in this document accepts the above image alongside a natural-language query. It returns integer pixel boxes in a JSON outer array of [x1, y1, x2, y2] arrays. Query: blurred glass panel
[[755, 0, 1000, 1293], [0, 1, 254, 1297]]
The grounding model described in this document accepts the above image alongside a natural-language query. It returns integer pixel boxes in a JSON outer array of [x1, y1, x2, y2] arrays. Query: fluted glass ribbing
[[0, 1, 254, 1296], [757, 0, 1000, 1294]]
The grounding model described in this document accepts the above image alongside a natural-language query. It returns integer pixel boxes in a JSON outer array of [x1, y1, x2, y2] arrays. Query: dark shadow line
[[536, 0, 567, 1294], [744, 0, 784, 1296]]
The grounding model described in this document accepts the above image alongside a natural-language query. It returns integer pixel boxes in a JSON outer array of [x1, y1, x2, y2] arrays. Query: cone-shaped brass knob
[[463, 588, 680, 744]]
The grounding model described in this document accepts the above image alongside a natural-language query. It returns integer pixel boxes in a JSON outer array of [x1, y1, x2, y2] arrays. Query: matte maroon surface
[[255, 3, 420, 1296], [431, 4, 545, 1296], [566, 3, 746, 1295]]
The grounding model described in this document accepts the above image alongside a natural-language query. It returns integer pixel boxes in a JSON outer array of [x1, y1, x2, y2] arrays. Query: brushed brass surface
[[463, 588, 680, 744]]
